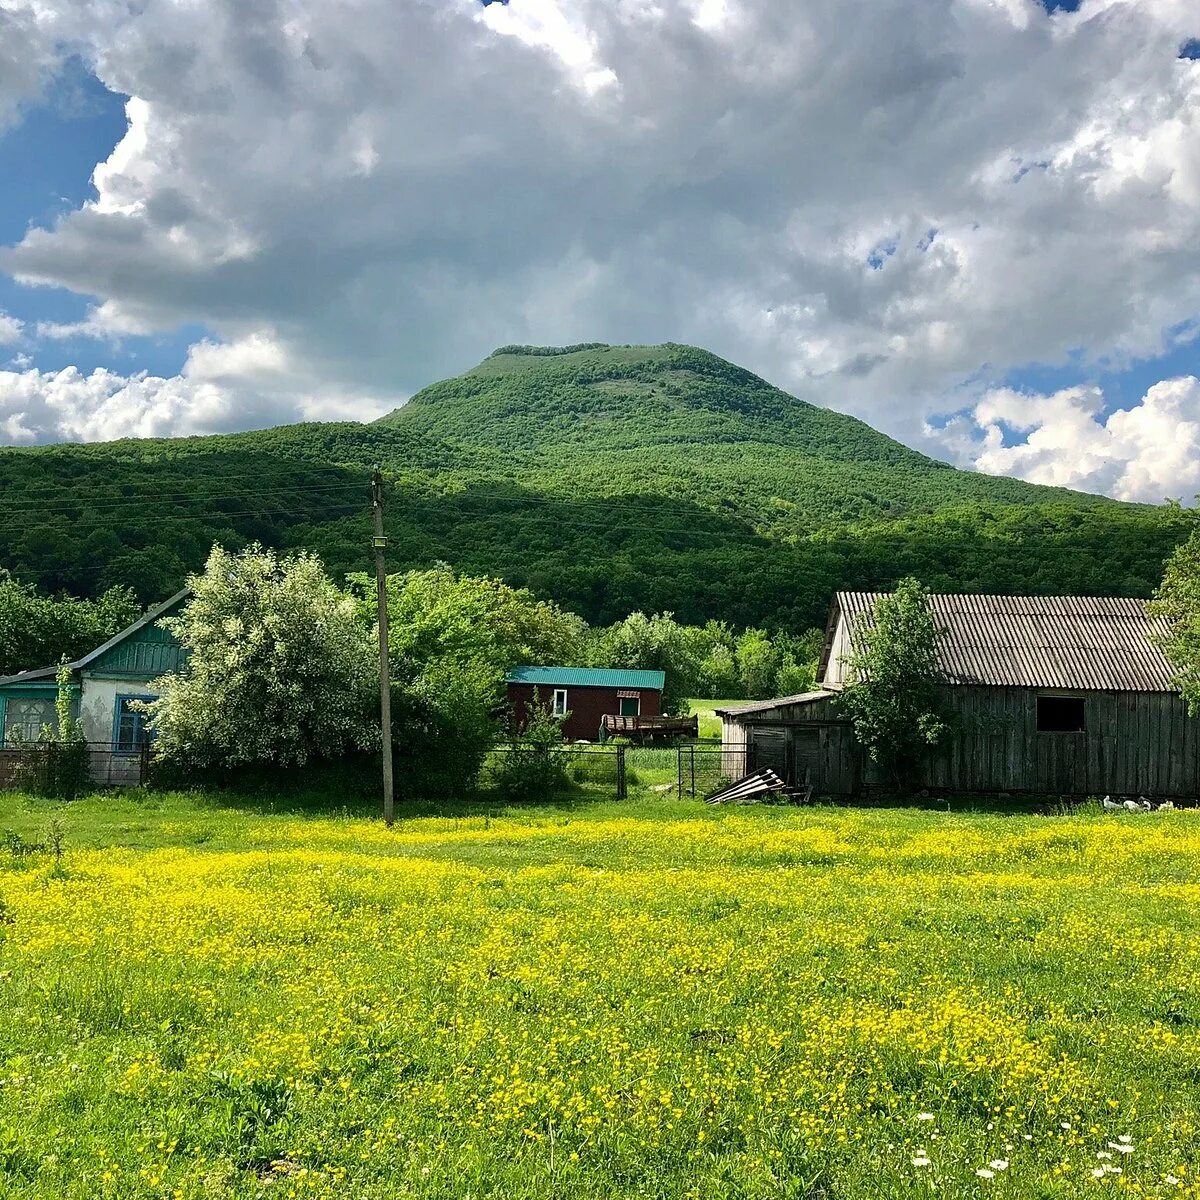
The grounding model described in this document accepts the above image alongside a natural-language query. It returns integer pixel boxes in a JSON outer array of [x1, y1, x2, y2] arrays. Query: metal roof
[[0, 588, 192, 688], [504, 665, 665, 690], [714, 691, 834, 717], [828, 592, 1176, 692]]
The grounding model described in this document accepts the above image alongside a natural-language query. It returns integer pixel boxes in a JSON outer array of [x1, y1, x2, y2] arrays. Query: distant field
[[1, 791, 1199, 1198], [687, 698, 742, 740]]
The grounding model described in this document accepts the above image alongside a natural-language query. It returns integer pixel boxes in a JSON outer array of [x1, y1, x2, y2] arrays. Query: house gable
[[86, 619, 187, 680]]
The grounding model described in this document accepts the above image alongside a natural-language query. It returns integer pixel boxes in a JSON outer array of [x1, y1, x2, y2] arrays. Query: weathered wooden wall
[[922, 687, 1200, 797], [725, 687, 1200, 798]]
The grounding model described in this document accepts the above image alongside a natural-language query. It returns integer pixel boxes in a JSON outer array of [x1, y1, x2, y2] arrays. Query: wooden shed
[[717, 593, 1200, 799]]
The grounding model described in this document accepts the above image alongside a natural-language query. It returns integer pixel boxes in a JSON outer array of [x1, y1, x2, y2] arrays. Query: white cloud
[[0, 0, 1199, 487], [0, 312, 23, 346], [931, 376, 1200, 503], [0, 332, 391, 443]]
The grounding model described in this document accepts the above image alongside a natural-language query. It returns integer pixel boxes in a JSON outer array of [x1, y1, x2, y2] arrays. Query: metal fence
[[0, 742, 151, 791], [0, 739, 754, 801], [479, 742, 629, 799], [675, 742, 750, 799], [478, 741, 753, 802]]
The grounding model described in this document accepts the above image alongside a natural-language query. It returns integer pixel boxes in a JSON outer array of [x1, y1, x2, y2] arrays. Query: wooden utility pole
[[372, 468, 395, 826]]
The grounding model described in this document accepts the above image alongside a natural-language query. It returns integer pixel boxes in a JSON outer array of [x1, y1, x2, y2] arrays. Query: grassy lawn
[[687, 699, 743, 740], [1, 790, 1199, 1198]]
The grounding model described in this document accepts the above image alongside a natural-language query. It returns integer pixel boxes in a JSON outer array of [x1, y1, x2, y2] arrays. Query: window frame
[[1, 695, 56, 746], [113, 694, 155, 755], [552, 688, 569, 717], [619, 694, 641, 717], [1035, 694, 1087, 734]]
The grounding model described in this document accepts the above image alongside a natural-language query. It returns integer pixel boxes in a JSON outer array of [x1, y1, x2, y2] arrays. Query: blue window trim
[[112, 693, 155, 755]]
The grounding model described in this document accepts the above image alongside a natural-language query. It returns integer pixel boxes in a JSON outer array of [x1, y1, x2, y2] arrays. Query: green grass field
[[687, 699, 742, 740], [1, 789, 1198, 1198]]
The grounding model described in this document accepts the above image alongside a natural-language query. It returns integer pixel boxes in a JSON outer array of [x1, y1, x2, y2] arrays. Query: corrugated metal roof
[[714, 691, 834, 717], [829, 592, 1175, 692], [504, 666, 666, 690]]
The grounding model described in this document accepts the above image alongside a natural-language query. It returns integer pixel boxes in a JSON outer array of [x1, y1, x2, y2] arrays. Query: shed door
[[748, 728, 788, 780], [792, 729, 821, 788]]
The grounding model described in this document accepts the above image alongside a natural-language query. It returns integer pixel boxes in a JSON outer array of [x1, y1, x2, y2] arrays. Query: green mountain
[[0, 343, 1190, 629]]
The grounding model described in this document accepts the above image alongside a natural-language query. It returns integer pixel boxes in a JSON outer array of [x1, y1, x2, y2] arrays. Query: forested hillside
[[0, 342, 1192, 629]]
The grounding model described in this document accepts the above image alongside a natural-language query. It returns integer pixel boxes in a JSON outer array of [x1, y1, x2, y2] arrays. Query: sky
[[0, 0, 1199, 503]]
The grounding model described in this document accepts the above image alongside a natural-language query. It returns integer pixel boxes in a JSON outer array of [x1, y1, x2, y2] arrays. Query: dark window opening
[[1036, 695, 1085, 733]]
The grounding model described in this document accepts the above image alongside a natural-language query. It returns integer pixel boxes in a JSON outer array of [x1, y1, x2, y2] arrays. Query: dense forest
[[0, 342, 1193, 631]]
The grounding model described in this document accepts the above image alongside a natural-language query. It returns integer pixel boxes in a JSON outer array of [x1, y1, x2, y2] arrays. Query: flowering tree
[[147, 545, 377, 769], [838, 577, 947, 788]]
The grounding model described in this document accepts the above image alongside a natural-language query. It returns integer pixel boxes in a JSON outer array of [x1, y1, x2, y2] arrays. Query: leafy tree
[[147, 545, 377, 769], [0, 573, 139, 677], [359, 565, 586, 682], [735, 629, 781, 700], [350, 565, 585, 797], [1150, 526, 1200, 713], [696, 643, 740, 698], [837, 577, 947, 787], [585, 612, 700, 714]]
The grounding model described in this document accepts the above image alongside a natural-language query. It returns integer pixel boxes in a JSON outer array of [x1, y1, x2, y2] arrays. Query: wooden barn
[[717, 593, 1200, 799]]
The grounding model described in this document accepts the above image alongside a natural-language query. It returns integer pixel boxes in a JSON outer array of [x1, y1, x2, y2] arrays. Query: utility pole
[[372, 468, 394, 826]]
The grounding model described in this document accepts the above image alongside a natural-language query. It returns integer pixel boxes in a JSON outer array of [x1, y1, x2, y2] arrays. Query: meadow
[[1, 790, 1198, 1199]]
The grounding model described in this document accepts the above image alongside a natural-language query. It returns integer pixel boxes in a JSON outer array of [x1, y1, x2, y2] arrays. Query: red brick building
[[504, 666, 665, 741]]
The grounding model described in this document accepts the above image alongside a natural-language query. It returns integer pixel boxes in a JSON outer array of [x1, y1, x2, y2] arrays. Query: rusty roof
[[827, 593, 1176, 692]]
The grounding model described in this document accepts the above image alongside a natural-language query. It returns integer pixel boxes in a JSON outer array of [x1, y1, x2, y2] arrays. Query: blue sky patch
[[0, 59, 202, 380]]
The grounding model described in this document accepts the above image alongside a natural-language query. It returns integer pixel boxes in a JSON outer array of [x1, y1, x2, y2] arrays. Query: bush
[[492, 703, 572, 801]]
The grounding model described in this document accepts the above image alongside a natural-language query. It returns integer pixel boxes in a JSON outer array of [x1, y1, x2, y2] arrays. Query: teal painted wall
[[87, 622, 187, 679]]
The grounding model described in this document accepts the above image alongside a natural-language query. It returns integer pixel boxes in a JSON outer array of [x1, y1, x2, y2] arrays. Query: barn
[[504, 666, 665, 741], [717, 592, 1200, 799]]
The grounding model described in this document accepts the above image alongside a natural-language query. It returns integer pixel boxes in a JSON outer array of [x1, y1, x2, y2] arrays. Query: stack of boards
[[705, 769, 812, 805]]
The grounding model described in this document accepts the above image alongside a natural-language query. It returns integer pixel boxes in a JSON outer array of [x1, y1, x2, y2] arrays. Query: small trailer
[[600, 714, 699, 742]]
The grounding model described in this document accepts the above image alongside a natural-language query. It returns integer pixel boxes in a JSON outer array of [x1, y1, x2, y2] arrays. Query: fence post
[[616, 744, 626, 801], [677, 746, 683, 800], [690, 744, 696, 798], [139, 739, 151, 786]]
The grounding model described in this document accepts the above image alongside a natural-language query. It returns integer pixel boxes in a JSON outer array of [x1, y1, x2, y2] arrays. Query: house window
[[114, 696, 153, 753], [1036, 695, 1086, 733], [3, 698, 55, 746], [552, 689, 568, 717], [619, 695, 641, 717]]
